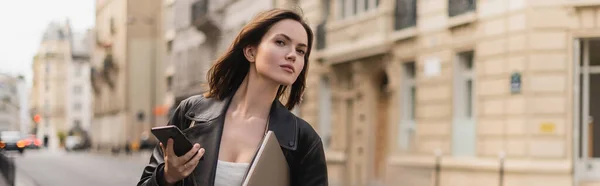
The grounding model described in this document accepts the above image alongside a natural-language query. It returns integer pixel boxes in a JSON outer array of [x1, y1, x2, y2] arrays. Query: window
[[44, 100, 50, 113], [338, 0, 379, 20], [73, 85, 82, 94], [323, 0, 331, 20], [353, 0, 358, 15], [110, 18, 116, 35], [319, 76, 332, 148], [452, 51, 476, 156], [449, 0, 476, 17], [166, 76, 173, 91], [75, 65, 82, 77], [394, 0, 417, 30], [338, 0, 346, 19], [400, 62, 416, 151], [73, 119, 81, 127], [73, 102, 82, 110], [167, 41, 173, 52]]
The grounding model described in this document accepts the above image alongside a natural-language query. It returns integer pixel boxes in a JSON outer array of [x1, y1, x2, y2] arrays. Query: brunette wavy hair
[[203, 8, 313, 110]]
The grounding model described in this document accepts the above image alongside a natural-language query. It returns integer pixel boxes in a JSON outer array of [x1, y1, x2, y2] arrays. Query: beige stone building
[[279, 0, 600, 186], [0, 74, 23, 132], [30, 21, 73, 149], [91, 0, 165, 151], [163, 0, 208, 111]]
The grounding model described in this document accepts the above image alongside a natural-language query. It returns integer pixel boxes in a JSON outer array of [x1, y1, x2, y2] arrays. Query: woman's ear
[[243, 46, 257, 63]]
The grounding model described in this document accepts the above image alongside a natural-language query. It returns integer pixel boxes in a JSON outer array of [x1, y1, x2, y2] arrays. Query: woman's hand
[[160, 138, 205, 185]]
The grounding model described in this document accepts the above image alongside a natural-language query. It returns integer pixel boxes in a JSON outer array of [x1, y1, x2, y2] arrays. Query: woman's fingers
[[159, 142, 166, 155], [166, 138, 176, 159], [181, 143, 201, 162], [184, 148, 206, 175]]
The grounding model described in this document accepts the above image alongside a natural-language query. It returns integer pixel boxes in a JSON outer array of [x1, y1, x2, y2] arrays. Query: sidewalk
[[0, 175, 8, 186], [0, 168, 39, 186], [14, 171, 38, 186]]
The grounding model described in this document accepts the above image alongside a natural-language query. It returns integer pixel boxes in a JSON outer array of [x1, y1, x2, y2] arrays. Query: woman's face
[[247, 19, 308, 86]]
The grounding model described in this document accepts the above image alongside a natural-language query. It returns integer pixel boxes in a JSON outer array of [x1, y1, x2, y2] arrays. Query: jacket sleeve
[[137, 99, 191, 186], [294, 139, 329, 186]]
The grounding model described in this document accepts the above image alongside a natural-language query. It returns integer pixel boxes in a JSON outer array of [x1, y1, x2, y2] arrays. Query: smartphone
[[151, 125, 195, 157]]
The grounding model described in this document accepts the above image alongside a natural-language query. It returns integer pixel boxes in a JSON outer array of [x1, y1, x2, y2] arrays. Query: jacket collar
[[185, 95, 298, 151]]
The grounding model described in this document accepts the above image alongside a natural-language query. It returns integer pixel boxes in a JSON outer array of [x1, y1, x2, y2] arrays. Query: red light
[[16, 140, 25, 148], [34, 114, 42, 123]]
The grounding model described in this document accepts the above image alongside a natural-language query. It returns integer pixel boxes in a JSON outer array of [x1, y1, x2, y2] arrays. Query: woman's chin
[[272, 79, 295, 86]]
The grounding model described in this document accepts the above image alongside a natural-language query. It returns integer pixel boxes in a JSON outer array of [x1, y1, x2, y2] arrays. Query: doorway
[[575, 39, 600, 182]]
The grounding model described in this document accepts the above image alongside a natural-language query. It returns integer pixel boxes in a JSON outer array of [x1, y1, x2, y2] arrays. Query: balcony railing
[[316, 23, 327, 50], [394, 0, 417, 30], [191, 0, 209, 25], [90, 67, 101, 94], [448, 0, 476, 17], [102, 54, 118, 89]]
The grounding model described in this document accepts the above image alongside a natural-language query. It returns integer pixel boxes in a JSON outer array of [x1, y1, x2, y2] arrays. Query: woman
[[137, 9, 328, 186]]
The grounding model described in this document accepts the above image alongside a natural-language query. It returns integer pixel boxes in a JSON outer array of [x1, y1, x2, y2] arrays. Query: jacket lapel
[[267, 100, 298, 151]]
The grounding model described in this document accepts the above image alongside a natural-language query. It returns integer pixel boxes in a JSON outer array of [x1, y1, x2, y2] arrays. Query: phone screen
[[151, 125, 194, 157]]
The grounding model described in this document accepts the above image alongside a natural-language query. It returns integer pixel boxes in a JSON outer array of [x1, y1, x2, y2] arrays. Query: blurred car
[[0, 131, 26, 154], [23, 135, 42, 149], [139, 131, 157, 150], [65, 135, 81, 151], [65, 135, 91, 151]]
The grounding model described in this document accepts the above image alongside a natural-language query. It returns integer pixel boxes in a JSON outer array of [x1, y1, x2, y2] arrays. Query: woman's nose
[[286, 52, 296, 62]]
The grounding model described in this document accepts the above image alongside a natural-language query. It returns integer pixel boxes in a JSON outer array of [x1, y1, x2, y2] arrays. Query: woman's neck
[[229, 68, 279, 120]]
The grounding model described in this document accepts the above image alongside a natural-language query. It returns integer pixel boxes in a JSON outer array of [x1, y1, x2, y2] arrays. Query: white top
[[214, 160, 250, 186]]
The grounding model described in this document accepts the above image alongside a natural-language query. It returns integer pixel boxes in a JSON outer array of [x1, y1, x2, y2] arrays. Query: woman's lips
[[280, 64, 294, 73]]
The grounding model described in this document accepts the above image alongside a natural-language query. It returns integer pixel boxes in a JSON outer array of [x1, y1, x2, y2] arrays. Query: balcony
[[316, 23, 327, 50], [102, 54, 118, 89], [448, 0, 476, 17], [394, 0, 417, 30], [191, 0, 221, 35], [90, 67, 102, 94]]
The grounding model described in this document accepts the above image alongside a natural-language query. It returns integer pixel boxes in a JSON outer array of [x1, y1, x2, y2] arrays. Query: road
[[5, 149, 152, 186]]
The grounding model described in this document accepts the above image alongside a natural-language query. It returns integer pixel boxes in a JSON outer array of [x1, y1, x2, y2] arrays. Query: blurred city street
[[3, 0, 600, 185], [4, 150, 150, 186]]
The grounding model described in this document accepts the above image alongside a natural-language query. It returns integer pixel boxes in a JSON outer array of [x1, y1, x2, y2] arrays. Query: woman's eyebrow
[[276, 33, 307, 48]]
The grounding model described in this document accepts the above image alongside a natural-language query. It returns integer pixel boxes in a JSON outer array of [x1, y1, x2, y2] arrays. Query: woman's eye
[[276, 40, 285, 46], [297, 50, 306, 55]]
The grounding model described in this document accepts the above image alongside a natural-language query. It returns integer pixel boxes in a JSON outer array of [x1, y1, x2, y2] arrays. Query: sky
[[0, 0, 95, 85]]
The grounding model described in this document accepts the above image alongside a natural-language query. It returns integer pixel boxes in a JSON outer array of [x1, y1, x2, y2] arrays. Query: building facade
[[288, 0, 600, 186], [67, 30, 94, 134], [164, 0, 207, 109], [0, 74, 23, 132], [15, 76, 30, 135], [91, 0, 164, 151], [31, 21, 72, 149]]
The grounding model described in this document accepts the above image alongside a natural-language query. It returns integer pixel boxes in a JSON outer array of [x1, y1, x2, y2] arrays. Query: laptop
[[242, 131, 290, 186]]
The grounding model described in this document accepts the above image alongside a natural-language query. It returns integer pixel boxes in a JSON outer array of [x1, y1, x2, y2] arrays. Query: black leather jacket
[[137, 95, 328, 186]]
